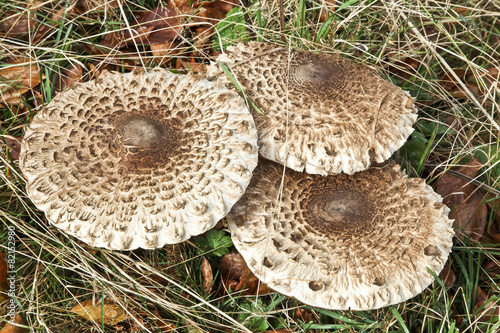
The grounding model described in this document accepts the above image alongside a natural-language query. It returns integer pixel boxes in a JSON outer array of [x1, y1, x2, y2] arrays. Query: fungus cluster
[[20, 42, 454, 311], [212, 42, 454, 310]]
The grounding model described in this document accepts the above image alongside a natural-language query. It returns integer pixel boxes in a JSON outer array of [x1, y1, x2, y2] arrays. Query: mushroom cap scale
[[20, 68, 259, 250], [227, 159, 454, 310], [211, 42, 418, 175]]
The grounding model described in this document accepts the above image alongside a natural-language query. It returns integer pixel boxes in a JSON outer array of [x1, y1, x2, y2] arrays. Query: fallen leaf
[[434, 159, 482, 208], [2, 136, 23, 161], [192, 26, 215, 55], [78, 0, 122, 12], [474, 286, 500, 328], [199, 0, 239, 16], [201, 256, 213, 295], [154, 316, 176, 333], [483, 257, 500, 275], [438, 261, 456, 288], [176, 58, 208, 75], [0, 2, 42, 38], [0, 58, 41, 106], [189, 6, 225, 26], [150, 41, 179, 66], [71, 299, 131, 326], [386, 51, 422, 81], [88, 62, 116, 78], [450, 83, 479, 100], [0, 315, 29, 333], [32, 6, 72, 44], [319, 0, 336, 22], [0, 250, 8, 302], [444, 114, 462, 132], [294, 308, 315, 323], [218, 252, 271, 296], [440, 69, 467, 90], [134, 7, 183, 45], [450, 192, 488, 242], [53, 64, 84, 92]]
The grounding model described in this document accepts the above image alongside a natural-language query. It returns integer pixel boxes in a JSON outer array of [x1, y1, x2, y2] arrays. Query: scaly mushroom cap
[[211, 42, 418, 175], [20, 68, 258, 250], [227, 159, 454, 310]]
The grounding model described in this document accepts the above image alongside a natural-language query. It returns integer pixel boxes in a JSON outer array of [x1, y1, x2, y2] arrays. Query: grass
[[1, 0, 499, 332]]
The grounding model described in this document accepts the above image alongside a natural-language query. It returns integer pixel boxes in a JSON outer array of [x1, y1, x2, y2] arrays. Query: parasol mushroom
[[20, 68, 259, 250], [227, 159, 454, 310], [210, 42, 418, 175]]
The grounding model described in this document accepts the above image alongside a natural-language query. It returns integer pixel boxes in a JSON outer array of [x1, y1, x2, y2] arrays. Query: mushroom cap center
[[118, 117, 163, 150], [292, 59, 347, 89], [303, 186, 375, 235], [111, 112, 187, 172]]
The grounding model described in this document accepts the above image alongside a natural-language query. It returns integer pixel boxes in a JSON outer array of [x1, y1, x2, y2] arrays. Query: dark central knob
[[293, 60, 346, 88], [310, 193, 367, 223], [119, 118, 163, 150], [304, 189, 375, 235]]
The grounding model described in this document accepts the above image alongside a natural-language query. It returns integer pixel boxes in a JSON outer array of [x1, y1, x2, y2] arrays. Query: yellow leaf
[[71, 299, 131, 326]]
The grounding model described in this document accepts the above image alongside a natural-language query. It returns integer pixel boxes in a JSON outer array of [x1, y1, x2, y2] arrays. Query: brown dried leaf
[[434, 159, 482, 208], [189, 6, 225, 26], [150, 41, 178, 65], [32, 7, 71, 44], [444, 115, 462, 132], [54, 64, 84, 92], [98, 30, 127, 49], [319, 0, 336, 22], [155, 320, 176, 332], [2, 136, 23, 161], [0, 2, 42, 38], [483, 257, 500, 275], [474, 286, 500, 327], [0, 58, 41, 106], [78, 0, 123, 12], [450, 192, 488, 242], [293, 308, 315, 323], [386, 51, 422, 81], [201, 256, 213, 295], [0, 58, 41, 88], [0, 315, 29, 333], [149, 310, 176, 332], [134, 7, 183, 44], [200, 0, 239, 16], [71, 299, 131, 326], [438, 261, 456, 288], [218, 253, 271, 296], [0, 250, 8, 303], [450, 83, 479, 100], [192, 26, 215, 55], [176, 58, 208, 75], [440, 69, 467, 90]]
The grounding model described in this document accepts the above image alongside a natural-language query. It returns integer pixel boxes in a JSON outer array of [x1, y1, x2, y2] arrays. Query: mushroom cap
[[211, 42, 418, 175], [227, 159, 454, 310], [20, 68, 259, 250]]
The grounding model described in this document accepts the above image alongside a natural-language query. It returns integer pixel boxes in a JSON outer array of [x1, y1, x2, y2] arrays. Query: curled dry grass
[[1, 0, 499, 331]]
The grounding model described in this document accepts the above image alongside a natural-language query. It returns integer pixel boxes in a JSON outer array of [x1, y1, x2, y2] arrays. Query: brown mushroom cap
[[211, 42, 418, 175], [20, 68, 258, 250], [227, 159, 454, 310]]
